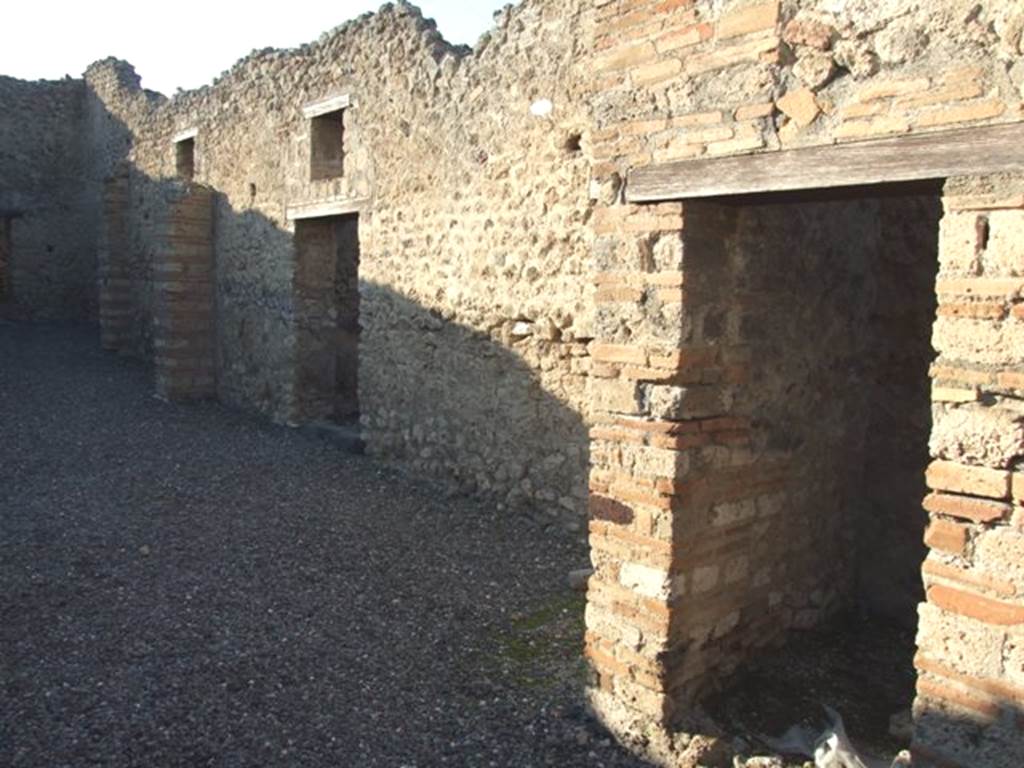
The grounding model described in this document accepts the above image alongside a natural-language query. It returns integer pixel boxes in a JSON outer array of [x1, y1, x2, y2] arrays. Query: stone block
[[916, 602, 1006, 680], [986, 210, 1024, 277], [932, 315, 1024, 367], [930, 403, 1024, 469], [620, 562, 672, 600], [777, 88, 820, 127], [645, 384, 728, 420], [972, 528, 1024, 594]]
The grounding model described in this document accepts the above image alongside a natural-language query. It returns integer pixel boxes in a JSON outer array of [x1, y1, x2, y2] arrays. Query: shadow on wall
[[72, 101, 1024, 768], [357, 282, 591, 517], [100, 158, 590, 528], [912, 696, 1024, 768]]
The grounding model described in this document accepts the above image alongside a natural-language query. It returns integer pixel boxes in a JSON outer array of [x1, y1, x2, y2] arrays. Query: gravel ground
[[0, 323, 650, 768]]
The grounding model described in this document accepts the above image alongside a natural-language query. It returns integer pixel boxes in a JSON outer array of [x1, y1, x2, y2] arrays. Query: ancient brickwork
[[589, 0, 1022, 171], [644, 193, 940, 706], [153, 184, 216, 401], [2, 1, 1022, 765], [79, 0, 597, 518], [97, 169, 132, 351], [914, 176, 1024, 768], [584, 199, 691, 754], [584, 0, 1024, 764], [82, 63, 161, 355]]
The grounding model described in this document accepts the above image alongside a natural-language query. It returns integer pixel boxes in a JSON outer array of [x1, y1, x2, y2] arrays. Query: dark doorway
[[683, 184, 943, 761], [293, 214, 360, 425], [175, 138, 196, 181]]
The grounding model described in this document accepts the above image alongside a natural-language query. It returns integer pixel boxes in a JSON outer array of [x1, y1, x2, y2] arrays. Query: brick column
[[153, 183, 216, 401], [584, 200, 685, 751], [911, 178, 1024, 768], [97, 170, 133, 352], [584, 195, 768, 764]]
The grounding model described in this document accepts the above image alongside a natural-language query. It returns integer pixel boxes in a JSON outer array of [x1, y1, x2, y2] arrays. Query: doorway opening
[[678, 183, 943, 760], [175, 138, 196, 181], [293, 214, 360, 427]]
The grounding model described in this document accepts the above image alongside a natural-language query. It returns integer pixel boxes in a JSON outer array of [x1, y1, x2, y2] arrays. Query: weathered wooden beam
[[286, 197, 368, 221], [627, 122, 1024, 203], [172, 127, 198, 144], [302, 93, 352, 119]]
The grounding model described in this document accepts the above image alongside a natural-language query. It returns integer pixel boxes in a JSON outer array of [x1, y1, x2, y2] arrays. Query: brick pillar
[[97, 170, 133, 352], [153, 183, 216, 401], [584, 196, 765, 764], [583, 198, 690, 761], [911, 178, 1024, 768]]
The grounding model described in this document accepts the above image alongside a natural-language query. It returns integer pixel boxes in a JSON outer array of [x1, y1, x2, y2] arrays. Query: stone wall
[[589, 0, 1022, 169], [0, 76, 96, 320], [96, 169, 132, 350], [915, 175, 1024, 768], [82, 0, 597, 519], [1, 1, 1022, 765], [85, 62, 167, 355], [583, 0, 1023, 764]]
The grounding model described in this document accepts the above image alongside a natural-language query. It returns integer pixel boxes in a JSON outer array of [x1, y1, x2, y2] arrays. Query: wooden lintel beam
[[627, 122, 1024, 203], [286, 197, 368, 221]]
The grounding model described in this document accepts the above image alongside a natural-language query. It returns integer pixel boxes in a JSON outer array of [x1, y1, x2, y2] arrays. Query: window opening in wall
[[0, 217, 11, 302], [310, 109, 345, 181], [293, 214, 360, 426], [672, 182, 944, 763], [175, 137, 196, 181]]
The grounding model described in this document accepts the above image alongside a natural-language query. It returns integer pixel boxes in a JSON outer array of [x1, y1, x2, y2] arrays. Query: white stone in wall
[[529, 98, 553, 117], [620, 563, 672, 600]]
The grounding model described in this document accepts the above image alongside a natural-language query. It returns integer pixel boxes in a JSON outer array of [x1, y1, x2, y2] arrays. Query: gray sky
[[2, 1, 509, 95]]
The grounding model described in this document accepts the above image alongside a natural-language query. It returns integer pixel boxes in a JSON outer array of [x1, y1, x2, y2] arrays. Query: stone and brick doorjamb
[[582, 125, 1024, 766]]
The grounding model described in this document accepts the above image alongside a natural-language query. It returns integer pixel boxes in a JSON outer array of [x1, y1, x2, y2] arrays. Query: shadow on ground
[[0, 323, 647, 768]]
